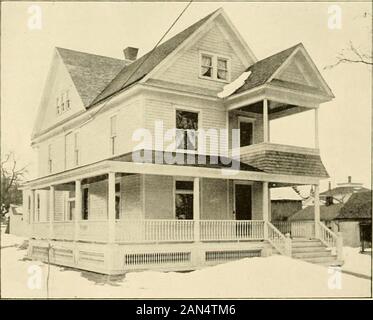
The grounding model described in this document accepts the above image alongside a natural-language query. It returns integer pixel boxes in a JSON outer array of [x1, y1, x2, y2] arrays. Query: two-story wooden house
[[22, 8, 343, 274]]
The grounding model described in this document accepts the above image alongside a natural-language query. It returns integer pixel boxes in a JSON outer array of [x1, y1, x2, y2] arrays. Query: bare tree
[[325, 12, 372, 70], [1, 152, 28, 217]]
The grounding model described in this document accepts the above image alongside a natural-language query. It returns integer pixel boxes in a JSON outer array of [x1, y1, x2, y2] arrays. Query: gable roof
[[337, 191, 372, 220], [56, 47, 126, 107], [231, 42, 334, 98], [289, 203, 344, 221], [91, 9, 220, 106], [233, 43, 301, 95]]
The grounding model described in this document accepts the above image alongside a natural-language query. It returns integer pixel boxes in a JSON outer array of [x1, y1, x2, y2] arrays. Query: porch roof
[[22, 148, 324, 190], [111, 149, 262, 172]]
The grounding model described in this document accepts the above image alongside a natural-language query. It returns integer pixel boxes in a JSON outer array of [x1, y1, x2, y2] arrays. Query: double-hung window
[[200, 52, 230, 82], [110, 115, 117, 155], [175, 180, 194, 220], [176, 110, 198, 151], [67, 190, 75, 221]]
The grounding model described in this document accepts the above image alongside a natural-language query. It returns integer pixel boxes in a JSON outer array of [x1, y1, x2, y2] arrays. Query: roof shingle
[[56, 47, 126, 107]]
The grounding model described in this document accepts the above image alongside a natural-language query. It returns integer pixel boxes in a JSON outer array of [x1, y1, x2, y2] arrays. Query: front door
[[235, 184, 252, 220]]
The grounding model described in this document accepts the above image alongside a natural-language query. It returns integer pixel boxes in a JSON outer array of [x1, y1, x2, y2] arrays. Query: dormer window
[[200, 52, 230, 82]]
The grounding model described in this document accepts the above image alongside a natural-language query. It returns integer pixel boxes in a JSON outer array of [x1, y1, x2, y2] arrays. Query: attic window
[[56, 90, 71, 115], [200, 52, 230, 82]]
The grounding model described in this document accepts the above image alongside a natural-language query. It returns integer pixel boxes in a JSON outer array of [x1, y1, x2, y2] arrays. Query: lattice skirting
[[27, 239, 271, 275]]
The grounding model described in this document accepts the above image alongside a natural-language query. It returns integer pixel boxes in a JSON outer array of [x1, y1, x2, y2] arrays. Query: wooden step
[[293, 251, 332, 259], [292, 246, 331, 253], [301, 255, 339, 264]]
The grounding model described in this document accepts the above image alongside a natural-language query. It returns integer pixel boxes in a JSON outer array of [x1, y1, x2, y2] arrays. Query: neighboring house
[[289, 190, 371, 248], [304, 176, 369, 207], [270, 187, 303, 221], [22, 8, 340, 274], [8, 205, 30, 237], [336, 191, 372, 249]]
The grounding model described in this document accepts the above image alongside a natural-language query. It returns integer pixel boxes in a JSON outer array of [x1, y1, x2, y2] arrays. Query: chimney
[[123, 47, 138, 62], [348, 176, 352, 183]]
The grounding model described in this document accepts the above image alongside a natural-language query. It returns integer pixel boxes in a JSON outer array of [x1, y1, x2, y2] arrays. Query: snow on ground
[[1, 232, 371, 299], [342, 246, 372, 278]]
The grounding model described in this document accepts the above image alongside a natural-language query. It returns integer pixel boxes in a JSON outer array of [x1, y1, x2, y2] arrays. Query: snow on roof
[[217, 71, 252, 98], [270, 187, 303, 201]]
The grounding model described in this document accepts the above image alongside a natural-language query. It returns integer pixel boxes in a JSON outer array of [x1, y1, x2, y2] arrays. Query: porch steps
[[291, 238, 342, 266]]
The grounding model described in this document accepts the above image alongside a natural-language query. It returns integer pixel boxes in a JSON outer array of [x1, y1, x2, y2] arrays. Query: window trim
[[174, 107, 201, 154], [173, 177, 195, 220], [199, 51, 231, 83]]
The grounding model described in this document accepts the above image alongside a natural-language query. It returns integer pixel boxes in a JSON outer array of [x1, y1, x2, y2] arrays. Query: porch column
[[314, 184, 320, 238], [49, 186, 55, 239], [263, 99, 269, 142], [314, 108, 319, 149], [74, 179, 82, 241], [193, 177, 200, 242], [108, 172, 116, 243], [262, 182, 269, 239]]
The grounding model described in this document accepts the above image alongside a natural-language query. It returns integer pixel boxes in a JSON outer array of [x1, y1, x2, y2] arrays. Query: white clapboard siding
[[155, 21, 246, 92]]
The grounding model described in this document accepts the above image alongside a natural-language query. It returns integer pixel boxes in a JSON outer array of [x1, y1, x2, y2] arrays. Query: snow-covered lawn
[[342, 247, 372, 278], [1, 232, 371, 299]]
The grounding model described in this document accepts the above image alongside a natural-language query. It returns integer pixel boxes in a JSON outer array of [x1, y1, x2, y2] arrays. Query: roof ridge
[[56, 47, 124, 62], [90, 8, 220, 106]]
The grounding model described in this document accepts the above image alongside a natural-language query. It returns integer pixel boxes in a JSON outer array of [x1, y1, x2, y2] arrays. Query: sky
[[1, 1, 372, 191]]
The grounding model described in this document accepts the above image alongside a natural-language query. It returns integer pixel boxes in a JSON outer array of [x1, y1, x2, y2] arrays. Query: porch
[[23, 154, 341, 274]]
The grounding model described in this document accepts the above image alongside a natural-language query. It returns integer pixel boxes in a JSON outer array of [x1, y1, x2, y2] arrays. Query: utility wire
[[74, 0, 194, 131]]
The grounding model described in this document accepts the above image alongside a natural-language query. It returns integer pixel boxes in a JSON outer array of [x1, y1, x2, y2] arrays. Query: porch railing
[[316, 221, 343, 260], [32, 222, 49, 239], [272, 221, 315, 238], [31, 219, 271, 244], [53, 221, 74, 241], [115, 219, 195, 243], [266, 222, 291, 256], [200, 220, 265, 241], [77, 220, 109, 242]]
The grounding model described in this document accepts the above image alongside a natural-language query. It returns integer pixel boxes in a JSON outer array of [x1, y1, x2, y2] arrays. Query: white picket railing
[[77, 220, 109, 242], [115, 220, 265, 243], [266, 222, 291, 256], [200, 220, 265, 241], [316, 222, 343, 260], [32, 222, 49, 239], [53, 221, 74, 241], [317, 221, 336, 248], [115, 219, 195, 243], [272, 221, 315, 238]]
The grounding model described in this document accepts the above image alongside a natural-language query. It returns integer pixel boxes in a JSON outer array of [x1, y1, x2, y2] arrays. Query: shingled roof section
[[111, 149, 262, 172], [241, 150, 329, 178], [337, 191, 372, 220], [91, 9, 219, 106], [57, 47, 126, 107], [289, 204, 344, 221], [233, 43, 301, 95]]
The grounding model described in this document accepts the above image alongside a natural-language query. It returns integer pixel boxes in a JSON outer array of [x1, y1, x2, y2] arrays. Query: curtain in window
[[201, 55, 212, 77], [217, 59, 227, 80]]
